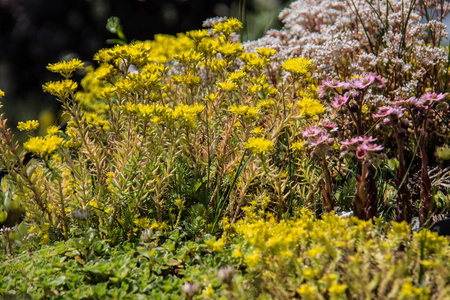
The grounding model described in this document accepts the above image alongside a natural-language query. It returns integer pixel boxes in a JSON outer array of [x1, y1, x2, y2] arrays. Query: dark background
[[0, 0, 290, 138]]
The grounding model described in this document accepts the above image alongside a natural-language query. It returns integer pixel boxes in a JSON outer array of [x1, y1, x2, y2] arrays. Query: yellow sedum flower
[[212, 17, 242, 36], [24, 135, 63, 157], [46, 125, 59, 136], [245, 137, 274, 155], [42, 80, 78, 100], [186, 29, 210, 44], [282, 57, 313, 76], [256, 47, 277, 57], [46, 58, 84, 78], [296, 97, 326, 117], [17, 120, 39, 132], [216, 80, 238, 92], [229, 105, 260, 120]]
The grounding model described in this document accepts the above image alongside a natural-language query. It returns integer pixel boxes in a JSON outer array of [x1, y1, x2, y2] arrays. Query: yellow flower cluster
[[46, 58, 84, 78], [42, 80, 78, 100], [296, 97, 327, 117], [245, 137, 274, 155], [94, 41, 152, 68], [24, 135, 63, 157], [282, 57, 313, 76], [212, 17, 242, 36], [229, 105, 260, 120], [17, 120, 39, 132], [123, 102, 204, 129]]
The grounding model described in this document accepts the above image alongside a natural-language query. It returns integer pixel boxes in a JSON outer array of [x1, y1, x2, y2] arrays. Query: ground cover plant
[[1, 0, 450, 298]]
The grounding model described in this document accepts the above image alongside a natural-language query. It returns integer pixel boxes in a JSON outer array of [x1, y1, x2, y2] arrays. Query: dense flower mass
[[1, 2, 450, 298]]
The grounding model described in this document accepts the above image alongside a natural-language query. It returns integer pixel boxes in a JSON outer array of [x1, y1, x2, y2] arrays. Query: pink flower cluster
[[340, 136, 383, 160]]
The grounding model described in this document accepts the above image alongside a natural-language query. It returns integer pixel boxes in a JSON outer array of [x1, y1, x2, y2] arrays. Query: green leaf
[[0, 210, 7, 223]]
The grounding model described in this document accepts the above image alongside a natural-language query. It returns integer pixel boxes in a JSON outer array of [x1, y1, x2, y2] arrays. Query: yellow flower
[[217, 42, 243, 57], [42, 80, 78, 100], [245, 250, 261, 267], [205, 92, 219, 102], [17, 120, 39, 132], [24, 135, 63, 157], [0, 89, 4, 98], [245, 137, 274, 155], [216, 80, 238, 92], [247, 56, 269, 69], [256, 47, 277, 57], [228, 70, 247, 82], [296, 97, 326, 117], [282, 57, 313, 76], [291, 141, 304, 152], [297, 283, 318, 300], [186, 29, 210, 44], [212, 17, 242, 35], [47, 58, 84, 78], [46, 125, 59, 136], [173, 49, 203, 64], [252, 127, 264, 135], [229, 105, 260, 120]]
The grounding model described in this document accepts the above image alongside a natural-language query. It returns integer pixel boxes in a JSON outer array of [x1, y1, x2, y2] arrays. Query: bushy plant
[[1, 0, 450, 298]]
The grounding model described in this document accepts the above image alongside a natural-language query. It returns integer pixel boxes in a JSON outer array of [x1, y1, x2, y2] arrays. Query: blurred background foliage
[[0, 0, 291, 141]]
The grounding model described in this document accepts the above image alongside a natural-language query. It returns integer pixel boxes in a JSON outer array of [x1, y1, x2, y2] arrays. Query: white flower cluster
[[245, 0, 450, 98]]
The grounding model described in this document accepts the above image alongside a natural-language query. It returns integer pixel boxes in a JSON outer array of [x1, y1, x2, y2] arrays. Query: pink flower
[[302, 127, 323, 138], [340, 137, 360, 146], [321, 122, 337, 130], [357, 136, 377, 143], [355, 142, 383, 160], [354, 73, 376, 89], [310, 132, 328, 146], [374, 106, 404, 119], [356, 147, 367, 160], [331, 93, 350, 108], [395, 97, 424, 108], [421, 92, 446, 104], [320, 78, 343, 89]]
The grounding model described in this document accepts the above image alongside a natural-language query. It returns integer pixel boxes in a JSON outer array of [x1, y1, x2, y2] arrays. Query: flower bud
[[218, 265, 236, 285], [400, 119, 409, 129], [398, 128, 407, 139], [349, 103, 359, 112], [327, 138, 335, 146], [183, 282, 200, 297]]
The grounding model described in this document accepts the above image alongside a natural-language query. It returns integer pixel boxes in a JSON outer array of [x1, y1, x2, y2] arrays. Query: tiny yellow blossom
[[282, 57, 313, 76], [0, 89, 4, 98], [46, 125, 59, 136], [229, 105, 260, 120], [291, 141, 304, 152], [212, 17, 242, 35], [228, 70, 247, 82], [216, 80, 238, 92], [256, 47, 277, 57], [296, 97, 326, 117], [245, 137, 274, 155], [17, 120, 39, 132], [186, 29, 210, 44], [24, 135, 63, 157], [42, 80, 78, 100], [47, 58, 84, 78], [205, 92, 219, 102]]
